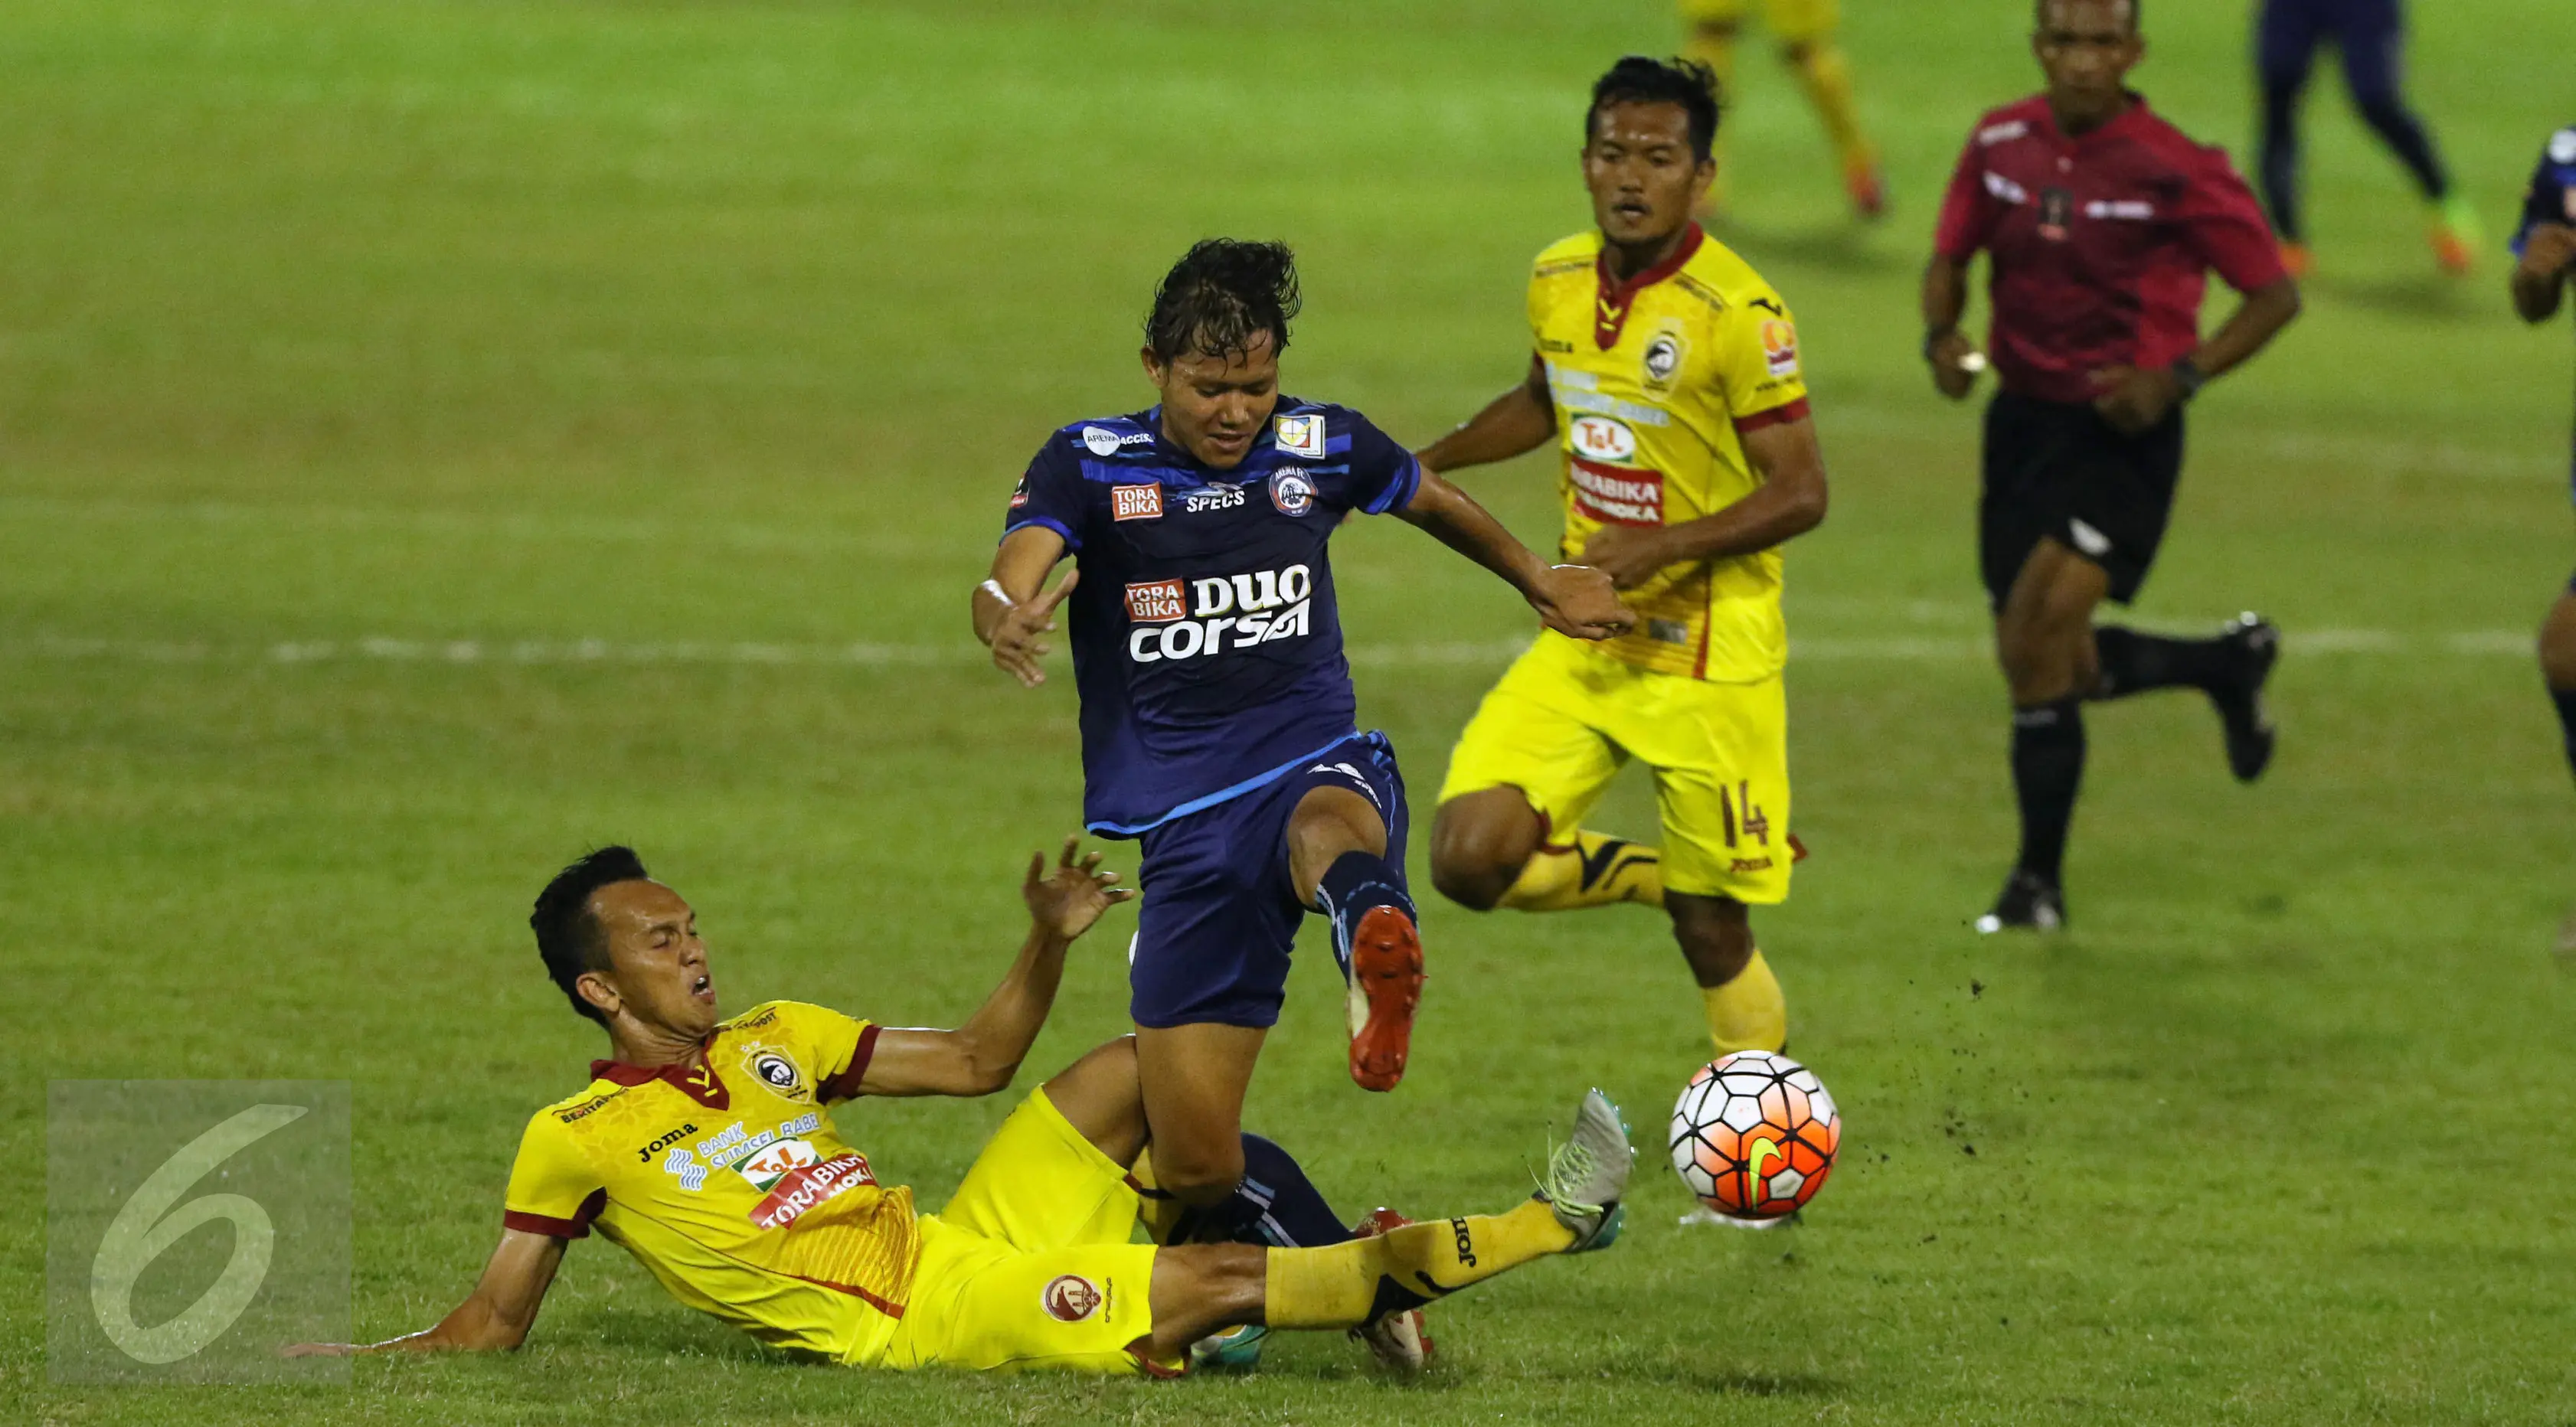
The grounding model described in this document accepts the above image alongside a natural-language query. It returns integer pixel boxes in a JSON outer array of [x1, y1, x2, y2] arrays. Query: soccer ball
[[1669, 1050, 1840, 1222]]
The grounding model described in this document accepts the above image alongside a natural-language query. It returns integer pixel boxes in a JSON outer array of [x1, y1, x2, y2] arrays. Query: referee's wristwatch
[[2169, 356, 2208, 402]]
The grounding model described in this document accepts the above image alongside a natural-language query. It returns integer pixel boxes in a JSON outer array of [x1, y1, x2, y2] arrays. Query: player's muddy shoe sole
[[1348, 1208, 1435, 1373], [1345, 905, 1424, 1092], [1974, 869, 2065, 934], [2214, 613, 2280, 783]]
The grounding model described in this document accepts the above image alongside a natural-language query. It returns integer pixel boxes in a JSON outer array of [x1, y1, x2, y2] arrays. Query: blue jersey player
[[970, 240, 1633, 1223], [2254, 0, 2478, 277], [2512, 126, 2576, 950]]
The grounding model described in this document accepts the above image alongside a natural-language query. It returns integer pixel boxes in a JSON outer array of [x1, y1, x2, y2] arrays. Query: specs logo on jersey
[[1270, 471, 1317, 517], [2038, 188, 2073, 242], [1569, 415, 1638, 463], [1182, 483, 1247, 514], [1760, 319, 1800, 378], [1042, 1274, 1105, 1322], [1127, 565, 1314, 664], [1111, 484, 1164, 521], [1273, 413, 1327, 459]]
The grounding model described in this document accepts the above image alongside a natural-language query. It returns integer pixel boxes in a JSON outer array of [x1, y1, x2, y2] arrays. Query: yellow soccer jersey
[[1528, 224, 1810, 681], [503, 1001, 919, 1360]]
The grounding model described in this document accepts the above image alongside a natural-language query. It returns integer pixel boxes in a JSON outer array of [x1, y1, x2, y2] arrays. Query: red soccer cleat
[[1345, 904, 1424, 1092], [1845, 161, 1888, 223], [1348, 1208, 1436, 1372]]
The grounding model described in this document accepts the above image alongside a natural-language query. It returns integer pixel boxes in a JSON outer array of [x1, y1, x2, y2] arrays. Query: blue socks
[[1313, 849, 1414, 983]]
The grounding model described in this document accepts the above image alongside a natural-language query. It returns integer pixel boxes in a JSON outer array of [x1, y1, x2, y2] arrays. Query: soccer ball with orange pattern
[[1669, 1050, 1840, 1221]]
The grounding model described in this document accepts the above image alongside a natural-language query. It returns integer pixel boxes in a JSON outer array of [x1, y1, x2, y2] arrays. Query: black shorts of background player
[[2507, 126, 2576, 951], [1921, 0, 2303, 931]]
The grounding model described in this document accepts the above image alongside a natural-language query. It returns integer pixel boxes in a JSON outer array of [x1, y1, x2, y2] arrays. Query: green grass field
[[8, 1, 2576, 1422]]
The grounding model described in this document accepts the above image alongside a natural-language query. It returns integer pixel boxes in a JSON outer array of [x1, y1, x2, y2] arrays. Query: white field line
[[7, 629, 2538, 669]]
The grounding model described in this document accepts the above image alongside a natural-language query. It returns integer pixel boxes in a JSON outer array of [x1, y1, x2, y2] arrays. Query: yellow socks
[[1702, 949, 1787, 1055], [1497, 831, 1663, 912], [1261, 1200, 1574, 1330], [1787, 40, 1873, 178]]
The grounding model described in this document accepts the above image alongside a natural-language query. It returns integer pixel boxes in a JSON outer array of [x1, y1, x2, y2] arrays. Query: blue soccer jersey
[[2516, 126, 2576, 494], [1002, 400, 1423, 836]]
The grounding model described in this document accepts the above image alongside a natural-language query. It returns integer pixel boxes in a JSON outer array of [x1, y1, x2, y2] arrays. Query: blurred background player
[[1923, 0, 2302, 932], [1420, 57, 1829, 1075], [974, 241, 1630, 1252], [2509, 126, 2576, 951], [2254, 0, 2478, 277], [1679, 0, 1885, 220]]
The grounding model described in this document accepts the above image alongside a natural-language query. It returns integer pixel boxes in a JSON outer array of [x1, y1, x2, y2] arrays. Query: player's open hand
[[1022, 836, 1135, 942], [2089, 364, 2182, 436], [2519, 223, 2576, 280], [1926, 330, 1983, 400], [988, 568, 1078, 688], [1529, 560, 1636, 637]]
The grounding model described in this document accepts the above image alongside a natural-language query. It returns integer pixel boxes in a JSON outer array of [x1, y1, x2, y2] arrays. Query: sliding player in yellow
[[1421, 57, 1829, 1089], [1681, 0, 1885, 219], [287, 841, 1632, 1374]]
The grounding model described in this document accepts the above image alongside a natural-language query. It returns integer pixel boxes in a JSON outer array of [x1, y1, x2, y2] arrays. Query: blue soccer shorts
[[1126, 731, 1409, 1030]]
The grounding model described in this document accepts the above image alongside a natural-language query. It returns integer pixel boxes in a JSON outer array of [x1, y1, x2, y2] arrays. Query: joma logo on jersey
[[1570, 459, 1664, 527], [1111, 484, 1164, 521], [1128, 565, 1314, 664]]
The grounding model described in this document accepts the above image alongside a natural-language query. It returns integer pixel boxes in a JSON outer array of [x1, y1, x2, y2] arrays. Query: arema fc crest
[[1270, 471, 1317, 517]]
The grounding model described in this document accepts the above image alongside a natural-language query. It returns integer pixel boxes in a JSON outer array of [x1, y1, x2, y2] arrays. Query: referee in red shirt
[[1921, 0, 2303, 932]]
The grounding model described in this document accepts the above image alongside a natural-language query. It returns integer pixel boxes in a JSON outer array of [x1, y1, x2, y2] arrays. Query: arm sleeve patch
[[1002, 438, 1088, 550]]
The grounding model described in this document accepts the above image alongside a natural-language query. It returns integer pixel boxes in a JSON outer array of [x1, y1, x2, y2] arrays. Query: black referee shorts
[[1979, 390, 2185, 612]]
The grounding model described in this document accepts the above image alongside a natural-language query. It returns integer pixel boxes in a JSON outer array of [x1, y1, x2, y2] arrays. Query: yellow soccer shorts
[[1439, 631, 1793, 905], [876, 1088, 1175, 1376], [1677, 0, 1839, 43]]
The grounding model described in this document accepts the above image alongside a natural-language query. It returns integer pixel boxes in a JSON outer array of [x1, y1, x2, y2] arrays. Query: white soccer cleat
[[1537, 1088, 1633, 1252]]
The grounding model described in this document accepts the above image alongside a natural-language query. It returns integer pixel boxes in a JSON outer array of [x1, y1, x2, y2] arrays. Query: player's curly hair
[[1144, 239, 1301, 364], [531, 845, 650, 1024], [1587, 55, 1724, 163]]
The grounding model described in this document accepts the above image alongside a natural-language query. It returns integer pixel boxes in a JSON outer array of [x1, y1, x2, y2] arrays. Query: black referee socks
[[2011, 699, 2087, 884], [2091, 625, 2231, 699]]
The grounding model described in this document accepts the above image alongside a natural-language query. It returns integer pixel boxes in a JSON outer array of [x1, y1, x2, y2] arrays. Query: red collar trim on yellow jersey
[[591, 1040, 731, 1111], [1593, 223, 1705, 350]]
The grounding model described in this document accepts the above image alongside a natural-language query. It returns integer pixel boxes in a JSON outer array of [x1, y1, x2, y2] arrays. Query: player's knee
[[1427, 797, 1537, 911], [1149, 1136, 1246, 1208]]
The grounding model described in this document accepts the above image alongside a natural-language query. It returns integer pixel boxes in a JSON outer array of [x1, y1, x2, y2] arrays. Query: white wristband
[[978, 579, 1017, 609]]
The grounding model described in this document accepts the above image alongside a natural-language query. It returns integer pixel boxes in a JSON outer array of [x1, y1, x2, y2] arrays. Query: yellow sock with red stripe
[[1496, 831, 1663, 912], [1702, 949, 1787, 1056], [1260, 1200, 1573, 1329]]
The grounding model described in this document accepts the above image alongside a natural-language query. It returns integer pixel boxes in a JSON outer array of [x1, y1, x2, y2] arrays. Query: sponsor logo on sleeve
[[1569, 415, 1638, 463], [1273, 413, 1326, 459], [1081, 426, 1124, 457], [1111, 484, 1164, 521], [1124, 578, 1187, 624], [1760, 319, 1800, 378], [1042, 1274, 1104, 1322], [1008, 477, 1029, 510], [1270, 471, 1317, 517], [1570, 460, 1665, 527], [1979, 119, 2028, 146]]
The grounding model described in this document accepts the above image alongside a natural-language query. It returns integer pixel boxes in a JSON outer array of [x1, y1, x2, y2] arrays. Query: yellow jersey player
[[1679, 0, 1884, 219], [1421, 57, 1828, 1086], [286, 841, 1635, 1374]]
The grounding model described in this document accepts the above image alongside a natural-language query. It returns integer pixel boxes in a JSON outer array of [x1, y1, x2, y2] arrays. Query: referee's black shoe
[[1973, 870, 2065, 935], [2212, 613, 2280, 783]]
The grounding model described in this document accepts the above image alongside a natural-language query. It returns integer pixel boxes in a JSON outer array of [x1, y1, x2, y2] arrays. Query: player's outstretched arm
[[2512, 224, 2576, 324], [974, 525, 1077, 688], [1415, 354, 1556, 475], [855, 838, 1135, 1099], [1577, 416, 1829, 589], [284, 1228, 566, 1357], [1396, 472, 1634, 641]]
